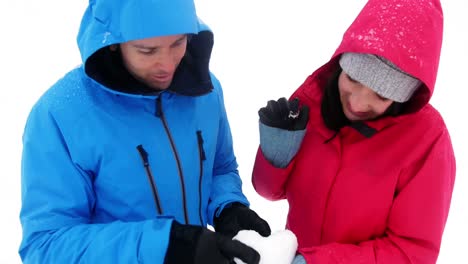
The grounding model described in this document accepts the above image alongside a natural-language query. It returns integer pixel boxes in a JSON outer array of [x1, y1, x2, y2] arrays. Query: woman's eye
[[377, 94, 390, 101], [346, 74, 358, 83]]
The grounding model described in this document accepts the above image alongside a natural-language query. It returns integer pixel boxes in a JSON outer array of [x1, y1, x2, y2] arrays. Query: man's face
[[119, 34, 188, 90]]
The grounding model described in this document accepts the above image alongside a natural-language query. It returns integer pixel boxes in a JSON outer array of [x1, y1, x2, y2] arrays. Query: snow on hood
[[317, 0, 444, 111], [77, 0, 201, 66]]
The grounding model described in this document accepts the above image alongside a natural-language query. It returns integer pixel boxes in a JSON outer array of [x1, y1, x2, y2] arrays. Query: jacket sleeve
[[300, 127, 456, 264], [252, 147, 296, 201], [19, 104, 173, 263], [206, 75, 249, 224], [251, 76, 315, 201]]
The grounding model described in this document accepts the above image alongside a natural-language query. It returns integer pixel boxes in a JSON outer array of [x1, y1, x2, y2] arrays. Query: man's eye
[[171, 39, 186, 48], [139, 49, 154, 55], [173, 41, 183, 47]]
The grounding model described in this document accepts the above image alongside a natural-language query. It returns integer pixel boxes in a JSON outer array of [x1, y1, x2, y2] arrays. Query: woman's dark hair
[[321, 68, 405, 132], [321, 68, 349, 132]]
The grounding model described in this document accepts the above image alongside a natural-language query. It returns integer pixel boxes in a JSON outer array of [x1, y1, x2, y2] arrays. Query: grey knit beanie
[[339, 52, 421, 102]]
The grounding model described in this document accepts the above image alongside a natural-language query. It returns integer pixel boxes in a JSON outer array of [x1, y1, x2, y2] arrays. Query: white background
[[1, 1, 466, 263]]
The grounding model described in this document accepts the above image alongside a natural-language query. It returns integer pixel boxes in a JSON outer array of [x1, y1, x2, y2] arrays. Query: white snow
[[233, 229, 298, 264]]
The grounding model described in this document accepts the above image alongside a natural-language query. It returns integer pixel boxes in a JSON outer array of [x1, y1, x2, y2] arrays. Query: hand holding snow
[[233, 229, 298, 264]]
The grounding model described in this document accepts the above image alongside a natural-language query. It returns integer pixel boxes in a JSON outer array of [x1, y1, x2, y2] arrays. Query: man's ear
[[109, 44, 118, 51]]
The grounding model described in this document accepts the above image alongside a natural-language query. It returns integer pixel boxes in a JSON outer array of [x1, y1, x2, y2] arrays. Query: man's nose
[[154, 51, 177, 72]]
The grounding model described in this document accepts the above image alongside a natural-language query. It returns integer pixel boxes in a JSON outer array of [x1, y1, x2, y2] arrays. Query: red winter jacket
[[252, 0, 455, 263]]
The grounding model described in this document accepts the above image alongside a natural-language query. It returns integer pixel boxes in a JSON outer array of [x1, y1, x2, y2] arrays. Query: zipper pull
[[155, 96, 163, 118], [196, 130, 206, 160], [136, 145, 149, 166]]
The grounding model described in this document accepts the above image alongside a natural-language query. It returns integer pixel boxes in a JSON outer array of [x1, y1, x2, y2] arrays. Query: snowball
[[233, 229, 298, 264]]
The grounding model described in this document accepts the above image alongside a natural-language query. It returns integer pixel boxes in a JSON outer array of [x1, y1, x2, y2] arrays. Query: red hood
[[314, 0, 443, 111]]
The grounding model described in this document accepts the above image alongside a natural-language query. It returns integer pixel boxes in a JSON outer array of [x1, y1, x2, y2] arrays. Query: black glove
[[258, 97, 309, 130], [214, 202, 271, 239], [164, 220, 260, 264]]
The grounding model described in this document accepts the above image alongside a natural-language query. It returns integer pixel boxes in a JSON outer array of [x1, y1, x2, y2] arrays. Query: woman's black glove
[[164, 220, 260, 264], [258, 97, 309, 130], [214, 202, 271, 238], [257, 97, 309, 168]]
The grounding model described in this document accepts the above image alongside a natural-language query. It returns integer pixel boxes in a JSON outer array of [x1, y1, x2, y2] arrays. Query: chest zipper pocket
[[197, 130, 206, 225], [136, 145, 163, 216]]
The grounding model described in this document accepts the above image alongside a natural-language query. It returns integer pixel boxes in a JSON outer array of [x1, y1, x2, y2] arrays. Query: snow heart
[[233, 229, 298, 264]]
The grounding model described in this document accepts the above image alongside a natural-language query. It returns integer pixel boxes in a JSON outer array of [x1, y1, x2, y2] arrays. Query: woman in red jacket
[[252, 0, 456, 263]]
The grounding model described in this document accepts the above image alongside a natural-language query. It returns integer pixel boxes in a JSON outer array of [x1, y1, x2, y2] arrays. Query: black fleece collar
[[84, 32, 214, 97]]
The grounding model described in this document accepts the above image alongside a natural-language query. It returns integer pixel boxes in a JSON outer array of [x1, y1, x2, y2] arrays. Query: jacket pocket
[[196, 130, 206, 225], [136, 144, 163, 215]]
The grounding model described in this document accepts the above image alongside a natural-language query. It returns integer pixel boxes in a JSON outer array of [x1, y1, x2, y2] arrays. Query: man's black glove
[[258, 97, 309, 130], [214, 202, 271, 239], [164, 220, 260, 264]]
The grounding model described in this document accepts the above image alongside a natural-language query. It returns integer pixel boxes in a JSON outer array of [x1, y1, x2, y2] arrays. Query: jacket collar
[[84, 37, 213, 97]]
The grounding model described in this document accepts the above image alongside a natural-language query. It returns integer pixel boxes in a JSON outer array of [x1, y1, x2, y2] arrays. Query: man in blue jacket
[[19, 0, 270, 263]]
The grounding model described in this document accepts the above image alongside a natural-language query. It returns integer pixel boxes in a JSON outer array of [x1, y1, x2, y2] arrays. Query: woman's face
[[338, 71, 394, 121]]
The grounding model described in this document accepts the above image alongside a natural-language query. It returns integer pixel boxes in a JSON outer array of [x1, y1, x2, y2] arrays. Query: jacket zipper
[[136, 145, 163, 215], [196, 130, 206, 225], [155, 96, 190, 224]]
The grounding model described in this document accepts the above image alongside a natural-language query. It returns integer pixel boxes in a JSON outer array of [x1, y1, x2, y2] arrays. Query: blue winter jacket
[[19, 0, 249, 263]]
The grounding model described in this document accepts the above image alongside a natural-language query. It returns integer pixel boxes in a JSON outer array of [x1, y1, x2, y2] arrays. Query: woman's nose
[[349, 91, 370, 112]]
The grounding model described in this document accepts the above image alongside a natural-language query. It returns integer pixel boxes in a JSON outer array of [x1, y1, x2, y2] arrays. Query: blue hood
[[77, 0, 202, 64], [77, 0, 214, 96]]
